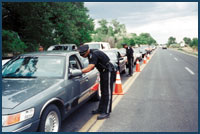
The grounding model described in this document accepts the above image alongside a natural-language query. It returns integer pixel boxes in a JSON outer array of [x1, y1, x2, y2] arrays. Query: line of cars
[[2, 42, 156, 132]]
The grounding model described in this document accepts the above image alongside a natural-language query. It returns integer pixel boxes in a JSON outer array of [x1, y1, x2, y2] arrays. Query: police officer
[[123, 43, 134, 76], [78, 45, 114, 120]]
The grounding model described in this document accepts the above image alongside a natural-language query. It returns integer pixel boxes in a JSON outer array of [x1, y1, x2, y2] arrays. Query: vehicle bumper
[[2, 119, 40, 132]]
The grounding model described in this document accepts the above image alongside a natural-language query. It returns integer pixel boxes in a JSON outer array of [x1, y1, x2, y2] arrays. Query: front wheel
[[39, 104, 61, 132]]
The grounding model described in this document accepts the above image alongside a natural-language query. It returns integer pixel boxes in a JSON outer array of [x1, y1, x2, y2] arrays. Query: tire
[[39, 104, 61, 132]]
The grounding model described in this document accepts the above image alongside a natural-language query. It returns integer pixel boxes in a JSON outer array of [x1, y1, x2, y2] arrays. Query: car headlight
[[2, 108, 34, 127]]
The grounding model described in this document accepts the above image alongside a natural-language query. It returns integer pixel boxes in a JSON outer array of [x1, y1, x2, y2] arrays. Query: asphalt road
[[97, 48, 198, 132], [60, 48, 198, 132]]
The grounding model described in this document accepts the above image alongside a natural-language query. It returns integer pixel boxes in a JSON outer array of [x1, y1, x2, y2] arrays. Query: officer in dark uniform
[[123, 43, 134, 76], [78, 45, 114, 120]]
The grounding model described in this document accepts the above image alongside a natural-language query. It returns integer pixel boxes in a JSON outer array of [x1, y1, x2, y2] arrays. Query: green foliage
[[182, 37, 198, 49], [167, 36, 176, 45], [132, 33, 156, 45], [170, 44, 180, 48], [92, 19, 127, 47], [183, 37, 192, 46], [2, 2, 94, 54], [191, 38, 198, 47], [2, 30, 27, 55]]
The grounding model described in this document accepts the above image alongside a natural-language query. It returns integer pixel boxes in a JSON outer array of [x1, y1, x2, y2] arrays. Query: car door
[[69, 55, 96, 104]]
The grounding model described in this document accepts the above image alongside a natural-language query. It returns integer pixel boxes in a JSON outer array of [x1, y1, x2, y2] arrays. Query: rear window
[[85, 44, 101, 49]]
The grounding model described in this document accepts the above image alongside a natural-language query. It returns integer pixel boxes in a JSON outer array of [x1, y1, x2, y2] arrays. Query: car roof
[[50, 44, 77, 47], [21, 50, 79, 57], [84, 42, 109, 44]]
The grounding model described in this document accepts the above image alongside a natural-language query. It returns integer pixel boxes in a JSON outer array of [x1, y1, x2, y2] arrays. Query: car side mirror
[[69, 69, 82, 78]]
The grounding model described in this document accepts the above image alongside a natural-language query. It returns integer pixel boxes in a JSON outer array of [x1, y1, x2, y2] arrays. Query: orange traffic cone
[[113, 71, 124, 95], [143, 55, 147, 64], [135, 60, 140, 72], [147, 53, 150, 60], [91, 73, 100, 91]]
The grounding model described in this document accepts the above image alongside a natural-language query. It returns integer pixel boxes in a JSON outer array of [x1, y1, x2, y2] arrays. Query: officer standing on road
[[78, 45, 114, 120], [123, 43, 134, 76]]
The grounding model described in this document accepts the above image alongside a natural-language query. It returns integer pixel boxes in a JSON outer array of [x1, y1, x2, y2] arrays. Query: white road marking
[[174, 57, 178, 61], [170, 53, 172, 56], [185, 67, 195, 75]]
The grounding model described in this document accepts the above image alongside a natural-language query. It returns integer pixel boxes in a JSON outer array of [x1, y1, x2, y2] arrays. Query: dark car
[[162, 45, 167, 49], [2, 51, 99, 132], [103, 49, 126, 74], [47, 44, 77, 51]]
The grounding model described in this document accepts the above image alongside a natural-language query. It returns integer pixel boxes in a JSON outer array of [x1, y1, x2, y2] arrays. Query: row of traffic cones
[[113, 53, 151, 95]]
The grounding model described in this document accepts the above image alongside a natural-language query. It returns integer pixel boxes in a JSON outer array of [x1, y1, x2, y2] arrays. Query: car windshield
[[104, 51, 117, 61], [86, 44, 101, 49], [2, 56, 65, 78]]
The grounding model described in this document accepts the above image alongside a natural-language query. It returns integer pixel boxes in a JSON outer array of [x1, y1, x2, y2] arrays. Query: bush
[[170, 44, 180, 48], [2, 30, 27, 56]]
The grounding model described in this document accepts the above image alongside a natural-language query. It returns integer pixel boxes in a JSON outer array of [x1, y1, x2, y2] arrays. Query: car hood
[[2, 78, 63, 109]]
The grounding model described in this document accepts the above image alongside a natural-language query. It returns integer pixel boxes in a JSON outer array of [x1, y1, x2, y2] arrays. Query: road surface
[[61, 48, 198, 132]]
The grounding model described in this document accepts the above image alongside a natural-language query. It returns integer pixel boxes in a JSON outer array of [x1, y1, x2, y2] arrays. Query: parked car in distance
[[47, 44, 77, 51], [151, 45, 156, 50], [103, 49, 126, 74], [162, 45, 167, 49], [2, 51, 99, 132], [133, 48, 142, 62], [84, 42, 111, 50], [145, 46, 152, 54], [139, 46, 148, 58]]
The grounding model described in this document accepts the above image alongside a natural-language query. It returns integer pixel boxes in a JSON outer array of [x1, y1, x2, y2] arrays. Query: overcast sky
[[84, 2, 198, 44]]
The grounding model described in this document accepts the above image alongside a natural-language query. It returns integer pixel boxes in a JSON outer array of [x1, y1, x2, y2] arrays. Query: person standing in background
[[123, 43, 134, 76]]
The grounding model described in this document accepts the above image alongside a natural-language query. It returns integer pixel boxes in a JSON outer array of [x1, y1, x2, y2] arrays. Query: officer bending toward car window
[[123, 43, 134, 76], [78, 45, 115, 120]]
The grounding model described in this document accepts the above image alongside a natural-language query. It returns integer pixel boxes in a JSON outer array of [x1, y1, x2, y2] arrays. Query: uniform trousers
[[127, 57, 133, 75], [98, 71, 114, 114]]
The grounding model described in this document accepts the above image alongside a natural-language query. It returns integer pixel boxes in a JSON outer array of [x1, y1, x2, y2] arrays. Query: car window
[[69, 55, 81, 70], [104, 51, 117, 61], [63, 46, 68, 50], [53, 46, 66, 50], [79, 56, 89, 68], [2, 56, 65, 78], [85, 44, 101, 49]]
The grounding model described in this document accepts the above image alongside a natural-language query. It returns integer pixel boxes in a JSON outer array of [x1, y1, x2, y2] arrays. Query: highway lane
[[97, 48, 198, 132], [168, 49, 198, 75]]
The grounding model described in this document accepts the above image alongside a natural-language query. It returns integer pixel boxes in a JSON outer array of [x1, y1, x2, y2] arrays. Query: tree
[[183, 37, 192, 46], [191, 38, 198, 47], [2, 30, 27, 56], [133, 33, 156, 45], [92, 19, 127, 48], [168, 36, 176, 45], [2, 2, 94, 54]]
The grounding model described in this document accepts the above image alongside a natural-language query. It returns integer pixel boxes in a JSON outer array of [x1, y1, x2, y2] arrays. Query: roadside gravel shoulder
[[169, 48, 198, 58]]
